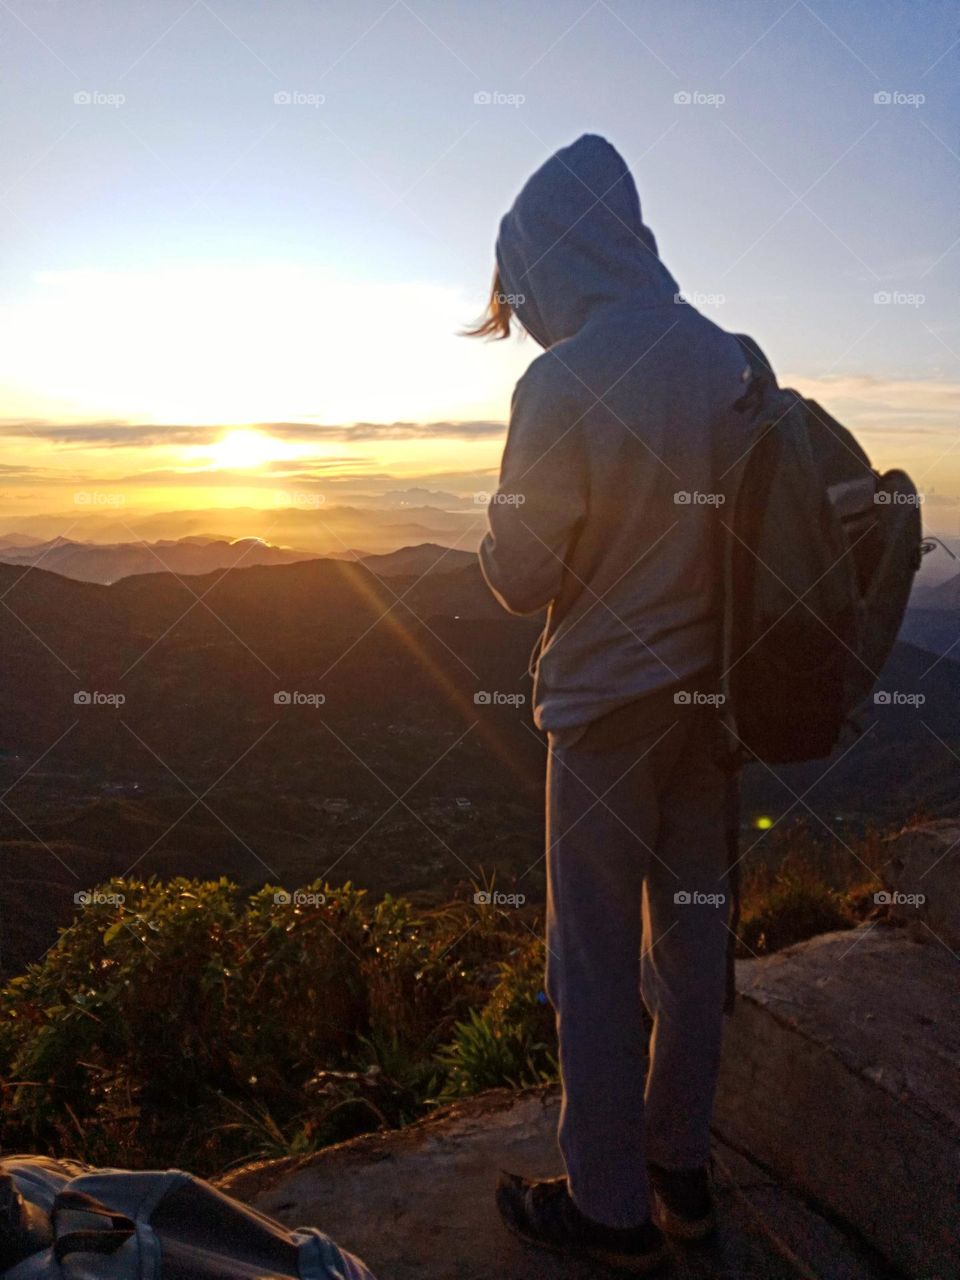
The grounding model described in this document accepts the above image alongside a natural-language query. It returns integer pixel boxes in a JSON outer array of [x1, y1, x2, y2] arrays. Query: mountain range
[[1, 543, 957, 974], [0, 535, 477, 585], [0, 502, 484, 559]]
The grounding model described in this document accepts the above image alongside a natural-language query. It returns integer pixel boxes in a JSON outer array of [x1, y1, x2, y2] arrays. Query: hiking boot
[[496, 1172, 670, 1274], [648, 1162, 716, 1240]]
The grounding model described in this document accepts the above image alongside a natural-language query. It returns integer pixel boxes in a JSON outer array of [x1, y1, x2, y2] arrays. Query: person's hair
[[462, 268, 515, 339]]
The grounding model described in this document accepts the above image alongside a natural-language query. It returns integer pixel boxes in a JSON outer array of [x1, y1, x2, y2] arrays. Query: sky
[[1, 0, 958, 532]]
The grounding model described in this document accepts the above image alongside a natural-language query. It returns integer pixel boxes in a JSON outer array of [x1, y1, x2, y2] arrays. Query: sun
[[206, 429, 289, 470]]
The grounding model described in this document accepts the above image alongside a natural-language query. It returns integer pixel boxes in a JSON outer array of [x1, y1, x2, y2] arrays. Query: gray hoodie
[[479, 134, 755, 732]]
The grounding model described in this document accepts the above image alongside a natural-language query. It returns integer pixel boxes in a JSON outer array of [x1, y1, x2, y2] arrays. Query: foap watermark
[[674, 89, 725, 108], [275, 489, 325, 509], [875, 489, 923, 505], [74, 690, 125, 707], [674, 290, 726, 307], [474, 890, 526, 907], [474, 690, 526, 707], [274, 90, 325, 107], [474, 490, 526, 506], [874, 690, 925, 707], [494, 290, 525, 307], [674, 490, 725, 506], [74, 890, 125, 906], [74, 490, 125, 507], [74, 90, 125, 108], [674, 889, 726, 906], [274, 889, 327, 906], [874, 890, 926, 907], [473, 90, 526, 107], [873, 90, 925, 108], [274, 691, 326, 707], [874, 290, 925, 307], [674, 690, 726, 707]]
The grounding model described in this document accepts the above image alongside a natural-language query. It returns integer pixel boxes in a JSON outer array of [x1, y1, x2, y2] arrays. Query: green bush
[[0, 830, 882, 1173], [0, 877, 536, 1172], [437, 939, 556, 1097], [738, 875, 854, 956], [734, 823, 882, 958]]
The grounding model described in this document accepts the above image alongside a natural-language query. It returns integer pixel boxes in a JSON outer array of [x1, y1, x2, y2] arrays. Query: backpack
[[0, 1156, 376, 1280], [719, 336, 924, 765]]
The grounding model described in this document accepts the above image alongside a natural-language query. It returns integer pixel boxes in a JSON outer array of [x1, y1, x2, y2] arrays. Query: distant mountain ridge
[[0, 534, 317, 583], [1, 548, 958, 975], [0, 502, 484, 559], [910, 568, 960, 611], [0, 535, 478, 585]]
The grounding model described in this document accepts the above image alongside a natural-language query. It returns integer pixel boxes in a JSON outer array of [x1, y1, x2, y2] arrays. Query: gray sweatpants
[[545, 689, 735, 1229]]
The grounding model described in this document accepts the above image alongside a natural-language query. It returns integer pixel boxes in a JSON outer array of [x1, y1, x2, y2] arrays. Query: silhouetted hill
[[0, 536, 478, 586], [0, 534, 319, 583], [911, 565, 960, 609], [0, 503, 482, 557], [899, 607, 960, 658], [1, 549, 958, 972], [358, 543, 477, 577], [743, 640, 960, 823]]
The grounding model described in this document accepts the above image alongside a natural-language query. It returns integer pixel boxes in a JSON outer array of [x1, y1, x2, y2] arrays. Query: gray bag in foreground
[[0, 1156, 376, 1280]]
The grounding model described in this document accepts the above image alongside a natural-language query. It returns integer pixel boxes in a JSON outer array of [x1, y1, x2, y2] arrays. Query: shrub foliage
[[0, 877, 551, 1172], [0, 829, 878, 1172]]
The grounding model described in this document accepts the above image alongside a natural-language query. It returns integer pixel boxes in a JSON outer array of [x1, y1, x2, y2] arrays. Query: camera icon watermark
[[873, 690, 925, 707], [74, 90, 125, 108], [674, 290, 726, 307], [674, 490, 726, 506], [873, 90, 924, 107], [473, 90, 526, 107], [674, 889, 726, 906], [874, 489, 923, 505], [475, 490, 526, 506], [873, 889, 925, 906], [673, 689, 726, 707], [274, 90, 325, 107], [74, 690, 125, 707], [74, 890, 125, 906], [473, 690, 526, 707], [673, 89, 725, 108], [274, 690, 325, 707], [274, 889, 327, 906], [74, 490, 125, 507], [873, 290, 925, 307], [473, 890, 526, 907], [274, 489, 325, 508]]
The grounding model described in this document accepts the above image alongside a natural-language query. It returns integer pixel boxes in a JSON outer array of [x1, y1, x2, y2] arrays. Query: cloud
[[0, 418, 506, 449], [783, 373, 960, 435], [0, 421, 220, 448], [0, 463, 46, 477]]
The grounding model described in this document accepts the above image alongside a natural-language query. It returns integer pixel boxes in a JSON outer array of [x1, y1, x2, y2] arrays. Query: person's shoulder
[[671, 304, 753, 371], [512, 344, 584, 407]]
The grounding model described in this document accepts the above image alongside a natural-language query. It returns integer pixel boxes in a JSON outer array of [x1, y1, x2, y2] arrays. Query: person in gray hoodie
[[470, 134, 755, 1274]]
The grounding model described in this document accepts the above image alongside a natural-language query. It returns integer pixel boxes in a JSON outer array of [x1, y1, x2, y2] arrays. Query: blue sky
[[1, 0, 958, 526]]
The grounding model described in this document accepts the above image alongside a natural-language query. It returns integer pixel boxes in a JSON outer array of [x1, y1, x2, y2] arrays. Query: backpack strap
[[732, 333, 777, 416], [52, 1189, 135, 1263]]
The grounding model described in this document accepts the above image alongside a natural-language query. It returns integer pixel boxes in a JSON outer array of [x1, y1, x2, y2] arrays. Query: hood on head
[[496, 134, 679, 348]]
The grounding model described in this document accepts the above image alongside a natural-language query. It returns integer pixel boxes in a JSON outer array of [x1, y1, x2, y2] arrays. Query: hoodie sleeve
[[479, 361, 587, 616]]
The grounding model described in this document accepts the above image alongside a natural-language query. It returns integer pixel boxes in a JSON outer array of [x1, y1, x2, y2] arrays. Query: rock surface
[[219, 922, 956, 1279], [881, 819, 960, 948], [715, 924, 959, 1279], [219, 1088, 885, 1280]]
